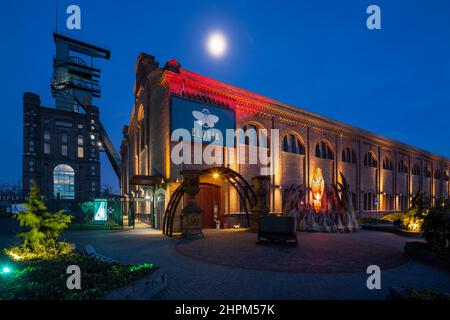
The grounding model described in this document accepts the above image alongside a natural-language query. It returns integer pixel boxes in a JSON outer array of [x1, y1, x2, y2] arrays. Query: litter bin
[[215, 220, 220, 229]]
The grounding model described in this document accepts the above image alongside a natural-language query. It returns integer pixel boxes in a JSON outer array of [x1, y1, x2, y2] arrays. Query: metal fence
[[51, 198, 135, 230]]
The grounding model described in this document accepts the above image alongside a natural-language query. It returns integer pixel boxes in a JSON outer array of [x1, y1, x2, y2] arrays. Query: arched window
[[341, 147, 357, 164], [364, 152, 377, 168], [242, 124, 269, 148], [282, 133, 305, 155], [382, 157, 393, 171], [411, 163, 420, 176], [444, 171, 449, 181], [53, 164, 75, 199], [315, 141, 333, 160], [398, 160, 408, 174]]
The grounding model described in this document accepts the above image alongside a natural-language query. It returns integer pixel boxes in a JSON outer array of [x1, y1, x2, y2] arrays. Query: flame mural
[[311, 168, 325, 213]]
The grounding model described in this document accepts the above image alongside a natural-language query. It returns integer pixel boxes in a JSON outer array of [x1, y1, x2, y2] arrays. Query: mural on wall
[[283, 171, 359, 232], [311, 168, 325, 213]]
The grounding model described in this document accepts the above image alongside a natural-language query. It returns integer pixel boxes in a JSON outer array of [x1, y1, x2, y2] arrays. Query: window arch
[[382, 157, 393, 171], [282, 133, 305, 155], [444, 170, 449, 182], [364, 152, 377, 168], [411, 163, 420, 176], [341, 147, 357, 164], [398, 160, 408, 174], [53, 164, 75, 199], [315, 140, 333, 160]]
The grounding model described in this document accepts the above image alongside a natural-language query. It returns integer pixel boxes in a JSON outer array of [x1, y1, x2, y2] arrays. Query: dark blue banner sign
[[170, 96, 235, 144]]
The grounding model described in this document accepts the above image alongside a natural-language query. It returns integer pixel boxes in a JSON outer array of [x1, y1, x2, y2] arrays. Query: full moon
[[207, 32, 227, 57]]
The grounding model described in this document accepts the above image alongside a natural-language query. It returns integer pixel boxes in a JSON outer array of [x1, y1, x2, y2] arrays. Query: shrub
[[5, 241, 74, 261], [422, 201, 450, 256], [13, 183, 73, 253], [382, 212, 404, 223], [399, 192, 428, 232]]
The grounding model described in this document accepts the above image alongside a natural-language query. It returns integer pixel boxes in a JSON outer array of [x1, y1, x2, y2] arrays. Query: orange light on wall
[[311, 168, 325, 213]]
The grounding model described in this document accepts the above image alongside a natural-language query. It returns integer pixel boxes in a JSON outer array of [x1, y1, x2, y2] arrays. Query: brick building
[[22, 92, 101, 201], [22, 34, 110, 205], [120, 53, 450, 230]]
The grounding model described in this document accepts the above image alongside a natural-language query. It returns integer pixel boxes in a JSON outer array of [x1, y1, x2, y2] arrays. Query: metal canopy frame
[[162, 167, 257, 237]]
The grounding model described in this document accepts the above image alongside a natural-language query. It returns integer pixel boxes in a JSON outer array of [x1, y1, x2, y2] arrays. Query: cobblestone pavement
[[2, 229, 449, 299], [176, 230, 408, 273], [59, 229, 450, 300]]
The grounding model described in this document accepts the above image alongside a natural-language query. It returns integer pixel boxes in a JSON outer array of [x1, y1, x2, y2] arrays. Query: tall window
[[424, 165, 432, 178], [53, 164, 75, 199], [398, 160, 408, 174], [444, 171, 449, 182], [341, 147, 357, 164], [364, 152, 377, 168], [384, 194, 393, 211], [363, 192, 376, 211], [29, 140, 34, 153], [315, 141, 333, 160], [382, 157, 393, 170], [60, 133, 68, 157], [43, 131, 51, 155], [399, 195, 408, 211], [434, 169, 441, 180], [77, 134, 84, 158], [282, 134, 305, 155], [411, 164, 420, 176]]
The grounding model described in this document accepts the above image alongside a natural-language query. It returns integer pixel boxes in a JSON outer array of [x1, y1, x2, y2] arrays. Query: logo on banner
[[192, 109, 219, 128]]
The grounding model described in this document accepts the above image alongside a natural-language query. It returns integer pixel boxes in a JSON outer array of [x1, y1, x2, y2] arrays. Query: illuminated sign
[[170, 96, 235, 143]]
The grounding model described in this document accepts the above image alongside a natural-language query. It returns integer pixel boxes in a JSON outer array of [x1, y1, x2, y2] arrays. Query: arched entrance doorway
[[163, 167, 257, 237], [185, 183, 221, 229]]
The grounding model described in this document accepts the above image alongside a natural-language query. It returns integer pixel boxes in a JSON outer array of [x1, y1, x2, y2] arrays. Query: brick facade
[[22, 92, 101, 202], [121, 54, 450, 228]]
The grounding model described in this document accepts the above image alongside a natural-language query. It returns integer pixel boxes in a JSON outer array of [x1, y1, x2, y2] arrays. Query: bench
[[83, 244, 119, 263], [257, 215, 298, 246]]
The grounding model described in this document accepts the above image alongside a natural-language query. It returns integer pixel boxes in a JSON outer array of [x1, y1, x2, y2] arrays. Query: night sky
[[1, 0, 449, 192]]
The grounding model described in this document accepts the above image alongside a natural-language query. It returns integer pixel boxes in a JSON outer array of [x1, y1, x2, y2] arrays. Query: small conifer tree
[[16, 183, 73, 248]]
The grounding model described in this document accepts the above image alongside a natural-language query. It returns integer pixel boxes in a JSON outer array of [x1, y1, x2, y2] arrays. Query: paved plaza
[[1, 229, 449, 299]]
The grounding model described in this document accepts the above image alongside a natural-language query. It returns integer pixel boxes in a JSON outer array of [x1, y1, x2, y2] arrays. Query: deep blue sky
[[1, 0, 449, 192]]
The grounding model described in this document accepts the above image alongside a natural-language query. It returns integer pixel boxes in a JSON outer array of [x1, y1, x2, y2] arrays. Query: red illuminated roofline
[[160, 66, 449, 163]]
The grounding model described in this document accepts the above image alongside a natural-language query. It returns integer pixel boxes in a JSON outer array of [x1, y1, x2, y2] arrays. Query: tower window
[[60, 133, 68, 157], [77, 134, 84, 158], [53, 164, 75, 199], [44, 130, 51, 155]]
